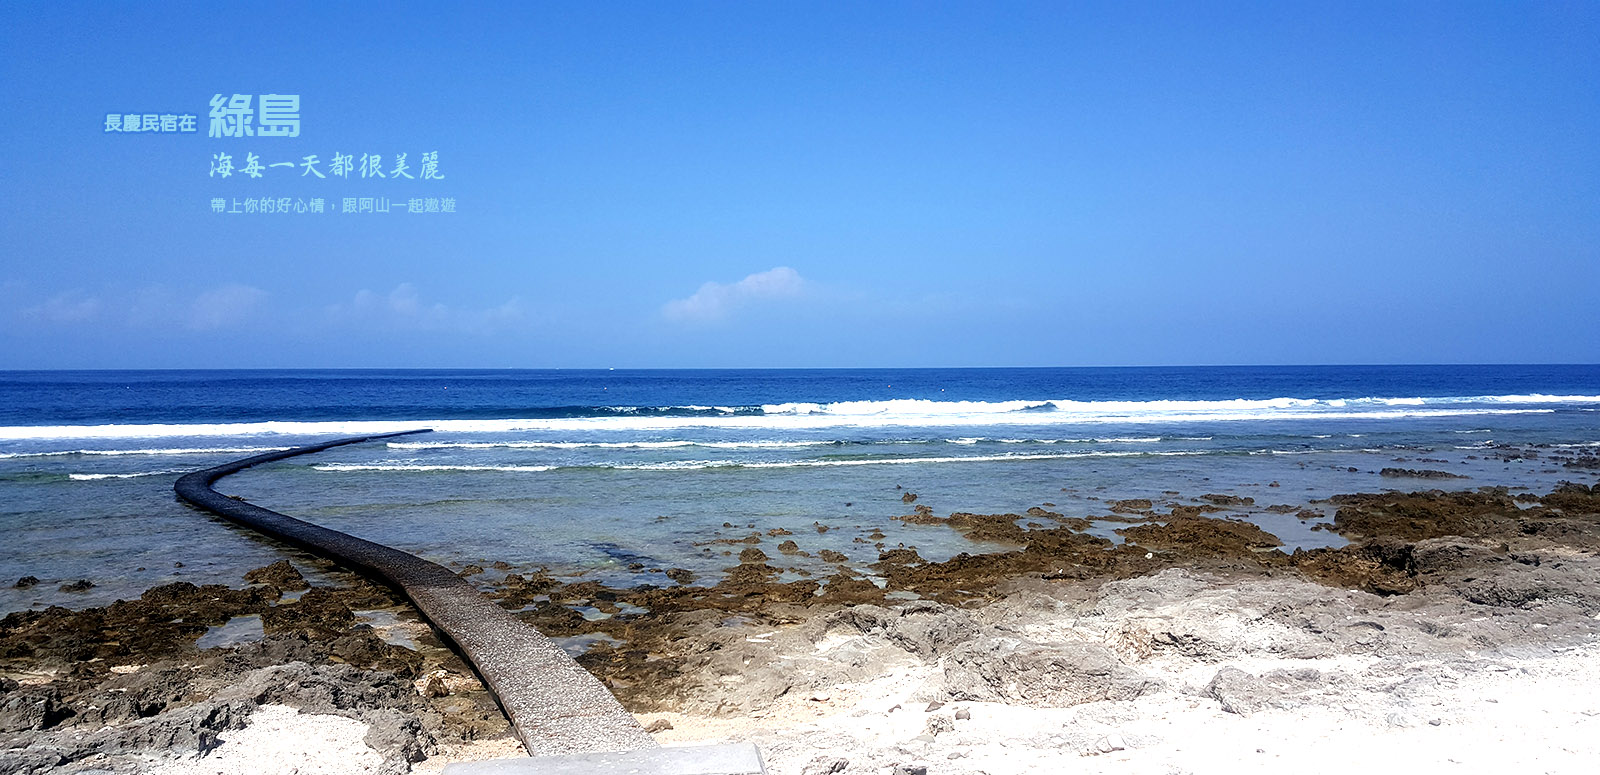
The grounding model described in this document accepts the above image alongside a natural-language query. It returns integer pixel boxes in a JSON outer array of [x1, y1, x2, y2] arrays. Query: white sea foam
[[68, 469, 190, 480], [0, 393, 1590, 441], [1479, 394, 1600, 404], [762, 399, 1059, 416], [619, 450, 1212, 470], [386, 440, 834, 451], [309, 449, 1213, 474], [312, 463, 557, 473], [0, 446, 290, 460]]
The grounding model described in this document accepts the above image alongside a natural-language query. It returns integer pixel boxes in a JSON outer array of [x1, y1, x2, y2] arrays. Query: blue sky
[[1, 1, 1596, 368]]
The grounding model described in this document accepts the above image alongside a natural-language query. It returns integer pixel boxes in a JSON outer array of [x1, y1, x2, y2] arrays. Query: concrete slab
[[440, 743, 767, 775], [175, 430, 657, 755]]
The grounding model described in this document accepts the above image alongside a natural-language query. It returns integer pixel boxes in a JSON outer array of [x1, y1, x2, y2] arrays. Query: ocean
[[3, 365, 1598, 614]]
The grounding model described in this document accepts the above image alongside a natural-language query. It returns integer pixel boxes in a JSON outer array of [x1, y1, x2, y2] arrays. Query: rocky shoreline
[[0, 562, 508, 775], [4, 479, 1599, 774]]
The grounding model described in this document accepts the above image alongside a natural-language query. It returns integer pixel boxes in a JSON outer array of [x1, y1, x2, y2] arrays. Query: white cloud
[[663, 267, 806, 323], [347, 283, 447, 323], [190, 284, 268, 330], [328, 283, 525, 333], [11, 281, 526, 337], [482, 298, 526, 327], [20, 290, 101, 323], [15, 284, 267, 330]]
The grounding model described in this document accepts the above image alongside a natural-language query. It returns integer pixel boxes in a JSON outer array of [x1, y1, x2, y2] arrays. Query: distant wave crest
[[0, 446, 290, 460], [0, 393, 1593, 441], [308, 449, 1211, 475]]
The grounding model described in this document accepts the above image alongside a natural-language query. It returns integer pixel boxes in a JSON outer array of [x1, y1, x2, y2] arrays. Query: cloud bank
[[8, 282, 523, 336], [663, 267, 805, 323], [325, 283, 525, 334], [190, 283, 269, 330]]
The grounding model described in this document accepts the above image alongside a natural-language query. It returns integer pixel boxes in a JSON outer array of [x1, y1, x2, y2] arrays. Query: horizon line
[[2, 362, 1598, 373]]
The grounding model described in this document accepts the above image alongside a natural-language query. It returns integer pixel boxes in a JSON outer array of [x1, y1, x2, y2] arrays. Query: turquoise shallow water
[[3, 366, 1598, 613]]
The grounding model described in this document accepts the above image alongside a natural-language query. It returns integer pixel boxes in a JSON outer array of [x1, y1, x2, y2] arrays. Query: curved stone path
[[174, 430, 657, 756]]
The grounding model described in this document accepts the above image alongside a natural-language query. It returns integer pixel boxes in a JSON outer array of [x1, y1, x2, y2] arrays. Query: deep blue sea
[[4, 366, 1599, 615]]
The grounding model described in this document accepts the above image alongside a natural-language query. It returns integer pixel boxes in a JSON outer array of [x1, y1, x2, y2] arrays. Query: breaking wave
[[0, 394, 1592, 441]]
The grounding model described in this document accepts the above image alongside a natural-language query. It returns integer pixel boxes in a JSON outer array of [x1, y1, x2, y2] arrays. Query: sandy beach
[[5, 469, 1599, 774]]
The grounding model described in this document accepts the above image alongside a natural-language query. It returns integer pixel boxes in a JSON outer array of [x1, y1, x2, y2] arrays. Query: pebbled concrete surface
[[174, 430, 657, 756]]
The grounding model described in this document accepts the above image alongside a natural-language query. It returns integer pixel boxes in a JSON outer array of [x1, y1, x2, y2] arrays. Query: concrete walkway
[[174, 430, 658, 756]]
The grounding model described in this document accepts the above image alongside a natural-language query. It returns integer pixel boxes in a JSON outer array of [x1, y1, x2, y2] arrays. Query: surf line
[[174, 429, 656, 756]]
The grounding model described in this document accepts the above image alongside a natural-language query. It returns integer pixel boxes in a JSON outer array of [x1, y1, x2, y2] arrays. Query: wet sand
[[3, 474, 1599, 774]]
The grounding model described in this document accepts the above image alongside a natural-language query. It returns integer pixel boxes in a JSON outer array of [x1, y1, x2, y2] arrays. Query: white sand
[[136, 564, 1600, 775], [634, 569, 1600, 774], [149, 705, 384, 775]]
